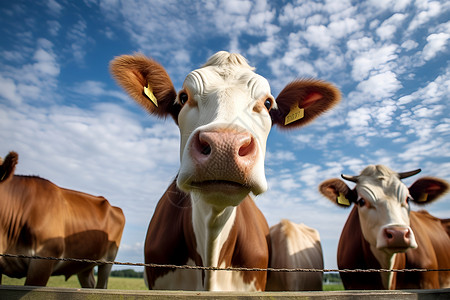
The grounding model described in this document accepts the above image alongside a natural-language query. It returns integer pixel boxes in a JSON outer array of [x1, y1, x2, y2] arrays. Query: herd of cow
[[1, 52, 449, 291]]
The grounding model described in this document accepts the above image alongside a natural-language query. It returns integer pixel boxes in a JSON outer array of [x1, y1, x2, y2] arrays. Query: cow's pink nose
[[383, 227, 412, 249], [192, 130, 257, 170]]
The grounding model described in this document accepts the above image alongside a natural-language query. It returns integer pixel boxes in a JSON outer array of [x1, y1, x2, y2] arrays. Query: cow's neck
[[370, 245, 397, 289], [190, 193, 237, 290]]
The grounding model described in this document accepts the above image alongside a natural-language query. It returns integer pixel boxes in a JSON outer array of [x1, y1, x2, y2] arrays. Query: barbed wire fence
[[1, 253, 448, 274]]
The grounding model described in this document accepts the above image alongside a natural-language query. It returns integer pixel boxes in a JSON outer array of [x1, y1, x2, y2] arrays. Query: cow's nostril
[[201, 145, 211, 155], [238, 137, 254, 157]]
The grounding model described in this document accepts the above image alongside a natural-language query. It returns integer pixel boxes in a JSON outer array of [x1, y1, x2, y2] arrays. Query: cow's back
[[393, 210, 450, 289], [0, 175, 125, 283], [266, 219, 323, 291]]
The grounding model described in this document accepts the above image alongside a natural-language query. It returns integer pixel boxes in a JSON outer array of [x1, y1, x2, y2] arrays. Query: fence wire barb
[[1, 253, 448, 273]]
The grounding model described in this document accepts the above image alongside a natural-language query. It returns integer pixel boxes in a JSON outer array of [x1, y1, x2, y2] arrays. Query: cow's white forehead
[[183, 51, 273, 105], [356, 165, 409, 203]]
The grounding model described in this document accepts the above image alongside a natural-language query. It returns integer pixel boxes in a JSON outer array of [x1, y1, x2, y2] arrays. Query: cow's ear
[[270, 79, 341, 129], [319, 178, 356, 207], [0, 151, 18, 182], [110, 54, 181, 123], [409, 177, 449, 205]]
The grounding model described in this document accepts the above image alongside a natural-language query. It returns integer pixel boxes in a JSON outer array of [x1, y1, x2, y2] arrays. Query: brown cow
[[319, 165, 450, 289], [0, 151, 125, 288], [110, 51, 340, 291]]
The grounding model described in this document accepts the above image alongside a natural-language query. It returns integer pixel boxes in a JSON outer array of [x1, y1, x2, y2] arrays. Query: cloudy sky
[[1, 0, 449, 273]]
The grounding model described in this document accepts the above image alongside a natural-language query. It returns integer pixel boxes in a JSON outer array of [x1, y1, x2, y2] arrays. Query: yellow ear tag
[[418, 193, 428, 202], [285, 105, 304, 125], [143, 83, 158, 107], [337, 192, 350, 206]]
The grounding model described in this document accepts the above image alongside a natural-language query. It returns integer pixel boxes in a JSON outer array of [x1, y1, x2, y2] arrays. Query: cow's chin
[[378, 246, 411, 254], [179, 180, 253, 208]]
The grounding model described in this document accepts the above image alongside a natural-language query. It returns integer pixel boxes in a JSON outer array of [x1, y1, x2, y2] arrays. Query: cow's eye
[[264, 98, 272, 111], [357, 198, 366, 207], [179, 92, 188, 105]]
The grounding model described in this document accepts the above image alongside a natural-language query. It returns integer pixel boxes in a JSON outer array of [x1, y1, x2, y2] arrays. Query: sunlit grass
[[3, 275, 344, 291], [2, 275, 147, 290]]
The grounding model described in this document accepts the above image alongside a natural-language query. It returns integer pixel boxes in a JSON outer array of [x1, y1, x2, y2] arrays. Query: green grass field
[[2, 275, 344, 291], [2, 275, 147, 290]]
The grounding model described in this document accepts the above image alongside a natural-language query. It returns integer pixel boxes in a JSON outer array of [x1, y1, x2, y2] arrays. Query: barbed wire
[[1, 253, 449, 273]]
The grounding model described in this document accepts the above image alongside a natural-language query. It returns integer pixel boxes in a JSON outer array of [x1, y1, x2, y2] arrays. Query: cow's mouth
[[190, 180, 250, 192]]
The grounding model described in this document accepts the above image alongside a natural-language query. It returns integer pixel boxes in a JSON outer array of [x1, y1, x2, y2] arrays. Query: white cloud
[[398, 67, 450, 106], [401, 40, 419, 50], [46, 0, 63, 16], [347, 107, 372, 129], [356, 71, 402, 100], [422, 32, 450, 61], [351, 45, 398, 81], [47, 20, 61, 36], [67, 19, 89, 63], [303, 25, 334, 50], [347, 37, 375, 53], [407, 0, 442, 33], [376, 13, 407, 40], [265, 150, 296, 164], [328, 18, 361, 39], [0, 75, 22, 104]]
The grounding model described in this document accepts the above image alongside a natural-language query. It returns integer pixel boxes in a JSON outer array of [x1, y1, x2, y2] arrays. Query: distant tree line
[[109, 269, 144, 278], [323, 272, 342, 283]]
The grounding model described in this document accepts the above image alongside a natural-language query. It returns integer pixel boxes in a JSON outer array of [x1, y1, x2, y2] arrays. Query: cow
[[110, 51, 340, 291], [319, 164, 450, 290], [0, 151, 125, 288], [266, 219, 324, 291]]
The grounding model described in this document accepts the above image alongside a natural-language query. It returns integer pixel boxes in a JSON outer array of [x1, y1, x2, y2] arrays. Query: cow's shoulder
[[338, 206, 384, 289], [227, 196, 270, 291], [407, 210, 450, 267], [144, 180, 201, 287]]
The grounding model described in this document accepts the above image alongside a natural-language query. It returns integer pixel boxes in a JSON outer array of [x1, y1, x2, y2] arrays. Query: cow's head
[[0, 151, 18, 182], [319, 165, 449, 254], [111, 51, 340, 208]]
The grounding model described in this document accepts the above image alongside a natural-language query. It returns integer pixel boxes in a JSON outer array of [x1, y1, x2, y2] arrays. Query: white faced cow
[[319, 165, 450, 290], [110, 51, 340, 291]]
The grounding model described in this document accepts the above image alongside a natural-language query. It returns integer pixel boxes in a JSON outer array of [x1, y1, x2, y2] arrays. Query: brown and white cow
[[0, 151, 125, 288], [110, 51, 340, 291], [319, 165, 450, 290], [266, 219, 324, 291]]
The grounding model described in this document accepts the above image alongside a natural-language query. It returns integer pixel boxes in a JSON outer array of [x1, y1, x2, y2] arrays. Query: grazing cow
[[319, 165, 450, 290], [0, 151, 125, 288], [266, 219, 324, 291], [110, 51, 340, 291]]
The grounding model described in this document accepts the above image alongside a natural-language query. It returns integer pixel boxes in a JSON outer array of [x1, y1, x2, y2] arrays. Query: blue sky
[[1, 0, 449, 272]]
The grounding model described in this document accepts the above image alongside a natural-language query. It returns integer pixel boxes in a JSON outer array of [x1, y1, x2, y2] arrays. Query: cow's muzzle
[[377, 225, 418, 252], [190, 129, 257, 183]]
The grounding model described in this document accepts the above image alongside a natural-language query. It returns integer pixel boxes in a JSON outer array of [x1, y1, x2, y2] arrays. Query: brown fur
[[271, 79, 341, 129], [109, 54, 180, 123], [144, 179, 270, 291]]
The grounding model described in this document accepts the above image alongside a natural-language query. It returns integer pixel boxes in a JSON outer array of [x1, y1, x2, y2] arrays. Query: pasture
[[1, 272, 344, 291], [2, 274, 147, 290]]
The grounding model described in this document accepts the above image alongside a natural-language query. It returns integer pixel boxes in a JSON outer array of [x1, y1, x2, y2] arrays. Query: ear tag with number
[[418, 193, 428, 202], [285, 105, 304, 125], [337, 192, 350, 206], [143, 82, 158, 107]]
